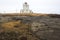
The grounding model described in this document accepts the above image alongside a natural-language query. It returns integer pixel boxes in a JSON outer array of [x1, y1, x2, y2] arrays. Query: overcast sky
[[0, 0, 60, 14]]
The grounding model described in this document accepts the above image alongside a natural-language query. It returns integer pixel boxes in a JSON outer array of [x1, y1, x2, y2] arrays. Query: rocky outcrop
[[0, 15, 60, 40]]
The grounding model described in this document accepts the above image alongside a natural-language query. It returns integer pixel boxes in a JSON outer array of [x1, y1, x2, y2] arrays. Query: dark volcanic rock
[[0, 15, 60, 40]]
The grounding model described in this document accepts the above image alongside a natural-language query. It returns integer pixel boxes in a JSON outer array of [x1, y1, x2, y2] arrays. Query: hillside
[[0, 13, 48, 16], [0, 13, 60, 40]]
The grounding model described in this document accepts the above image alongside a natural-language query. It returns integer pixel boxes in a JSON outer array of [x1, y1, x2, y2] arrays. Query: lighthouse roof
[[25, 2, 27, 4]]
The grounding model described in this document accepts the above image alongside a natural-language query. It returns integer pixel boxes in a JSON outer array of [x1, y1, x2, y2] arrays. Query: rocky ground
[[0, 15, 60, 40]]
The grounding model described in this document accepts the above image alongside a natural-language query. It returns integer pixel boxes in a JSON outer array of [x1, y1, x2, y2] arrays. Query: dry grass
[[0, 13, 48, 16]]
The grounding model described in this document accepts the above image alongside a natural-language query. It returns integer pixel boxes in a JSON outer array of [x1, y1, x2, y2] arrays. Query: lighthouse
[[20, 2, 33, 13]]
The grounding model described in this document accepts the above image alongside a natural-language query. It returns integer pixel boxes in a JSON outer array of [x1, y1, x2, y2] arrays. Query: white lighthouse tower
[[20, 2, 33, 13]]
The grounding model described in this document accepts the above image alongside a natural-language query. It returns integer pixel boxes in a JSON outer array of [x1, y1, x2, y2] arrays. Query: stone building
[[20, 2, 33, 13]]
